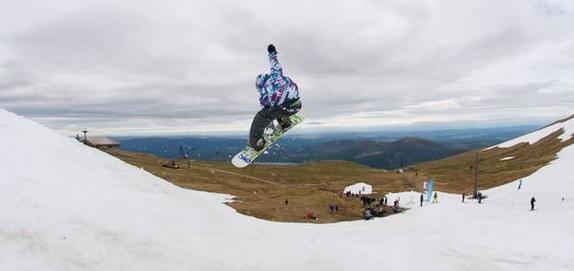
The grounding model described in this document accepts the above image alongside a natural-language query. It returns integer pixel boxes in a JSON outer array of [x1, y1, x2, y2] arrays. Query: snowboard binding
[[232, 113, 305, 168]]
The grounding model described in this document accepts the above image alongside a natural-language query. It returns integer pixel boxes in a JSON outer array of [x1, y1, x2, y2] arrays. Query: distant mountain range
[[302, 137, 464, 169], [114, 125, 539, 169]]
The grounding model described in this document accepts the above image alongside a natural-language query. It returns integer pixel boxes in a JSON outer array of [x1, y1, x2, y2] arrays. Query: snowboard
[[231, 113, 305, 168]]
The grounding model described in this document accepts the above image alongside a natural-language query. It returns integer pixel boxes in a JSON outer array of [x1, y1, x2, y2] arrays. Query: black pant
[[249, 105, 299, 148]]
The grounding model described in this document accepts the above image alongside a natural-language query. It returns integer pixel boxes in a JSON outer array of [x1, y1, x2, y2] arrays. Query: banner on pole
[[426, 179, 434, 202]]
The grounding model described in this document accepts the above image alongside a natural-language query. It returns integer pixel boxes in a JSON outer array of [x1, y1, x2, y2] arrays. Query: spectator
[[363, 208, 373, 220], [420, 193, 424, 207], [432, 192, 438, 203], [478, 192, 483, 204], [306, 211, 318, 222], [328, 204, 338, 213], [462, 193, 465, 203], [393, 199, 400, 213]]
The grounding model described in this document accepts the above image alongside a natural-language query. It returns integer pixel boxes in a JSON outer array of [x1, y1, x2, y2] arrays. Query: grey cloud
[[1, 0, 573, 135]]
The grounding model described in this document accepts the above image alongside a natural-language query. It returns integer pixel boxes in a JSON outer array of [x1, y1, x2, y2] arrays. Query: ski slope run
[[1, 108, 573, 271]]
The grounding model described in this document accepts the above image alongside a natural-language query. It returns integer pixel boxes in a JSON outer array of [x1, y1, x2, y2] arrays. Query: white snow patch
[[500, 156, 515, 161], [343, 182, 373, 194], [1, 108, 574, 271]]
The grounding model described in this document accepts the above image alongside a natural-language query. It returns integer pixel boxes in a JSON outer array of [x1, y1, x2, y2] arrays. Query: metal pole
[[82, 129, 88, 143], [473, 151, 479, 198]]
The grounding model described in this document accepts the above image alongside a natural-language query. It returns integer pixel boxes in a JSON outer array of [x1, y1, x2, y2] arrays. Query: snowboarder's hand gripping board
[[232, 113, 304, 168]]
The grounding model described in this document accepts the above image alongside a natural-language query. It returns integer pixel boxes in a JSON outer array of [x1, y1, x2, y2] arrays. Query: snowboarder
[[249, 44, 301, 151], [530, 196, 536, 211], [518, 179, 522, 190], [432, 192, 438, 203]]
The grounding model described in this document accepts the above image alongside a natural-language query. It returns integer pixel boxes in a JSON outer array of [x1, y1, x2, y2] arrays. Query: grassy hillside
[[418, 125, 574, 194], [108, 149, 414, 223], [107, 117, 573, 223]]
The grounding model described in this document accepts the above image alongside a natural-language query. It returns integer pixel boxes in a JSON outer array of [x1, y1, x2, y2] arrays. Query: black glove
[[267, 44, 276, 54]]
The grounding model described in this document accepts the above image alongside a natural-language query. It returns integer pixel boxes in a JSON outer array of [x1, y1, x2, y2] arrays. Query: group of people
[[361, 196, 377, 207], [305, 211, 318, 222], [419, 192, 440, 206], [328, 204, 339, 213], [341, 190, 364, 198], [359, 195, 403, 220], [419, 184, 539, 212], [306, 179, 542, 223]]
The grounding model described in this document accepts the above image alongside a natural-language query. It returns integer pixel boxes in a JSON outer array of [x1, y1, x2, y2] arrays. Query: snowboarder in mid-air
[[249, 44, 301, 151], [231, 44, 303, 168]]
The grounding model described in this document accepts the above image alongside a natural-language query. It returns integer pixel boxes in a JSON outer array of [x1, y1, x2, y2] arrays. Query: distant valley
[[114, 125, 539, 169]]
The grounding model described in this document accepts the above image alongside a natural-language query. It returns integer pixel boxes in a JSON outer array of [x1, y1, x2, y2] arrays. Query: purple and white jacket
[[255, 52, 300, 108]]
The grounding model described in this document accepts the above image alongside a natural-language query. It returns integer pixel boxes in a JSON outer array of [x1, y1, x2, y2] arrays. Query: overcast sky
[[1, 0, 573, 136]]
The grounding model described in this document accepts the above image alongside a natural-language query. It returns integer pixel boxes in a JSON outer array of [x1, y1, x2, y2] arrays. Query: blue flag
[[426, 179, 434, 202]]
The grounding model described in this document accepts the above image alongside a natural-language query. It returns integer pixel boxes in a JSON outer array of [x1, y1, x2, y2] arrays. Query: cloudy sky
[[1, 0, 573, 135]]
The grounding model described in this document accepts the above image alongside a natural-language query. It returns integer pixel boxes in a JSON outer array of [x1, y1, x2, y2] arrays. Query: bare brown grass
[[107, 126, 573, 223]]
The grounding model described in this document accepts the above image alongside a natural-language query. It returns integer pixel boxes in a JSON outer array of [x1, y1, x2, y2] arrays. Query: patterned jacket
[[255, 52, 300, 108]]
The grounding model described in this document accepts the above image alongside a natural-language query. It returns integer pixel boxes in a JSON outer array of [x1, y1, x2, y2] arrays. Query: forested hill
[[305, 137, 463, 169]]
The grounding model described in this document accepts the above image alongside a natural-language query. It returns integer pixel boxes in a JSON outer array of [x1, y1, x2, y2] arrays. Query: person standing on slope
[[530, 196, 536, 211], [249, 44, 301, 151], [420, 193, 424, 207]]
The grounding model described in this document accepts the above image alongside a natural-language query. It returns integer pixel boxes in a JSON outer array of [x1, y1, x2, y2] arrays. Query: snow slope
[[492, 115, 574, 148], [1, 108, 573, 271]]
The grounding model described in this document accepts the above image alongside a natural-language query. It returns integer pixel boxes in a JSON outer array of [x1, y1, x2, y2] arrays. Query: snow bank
[[1, 108, 573, 271]]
